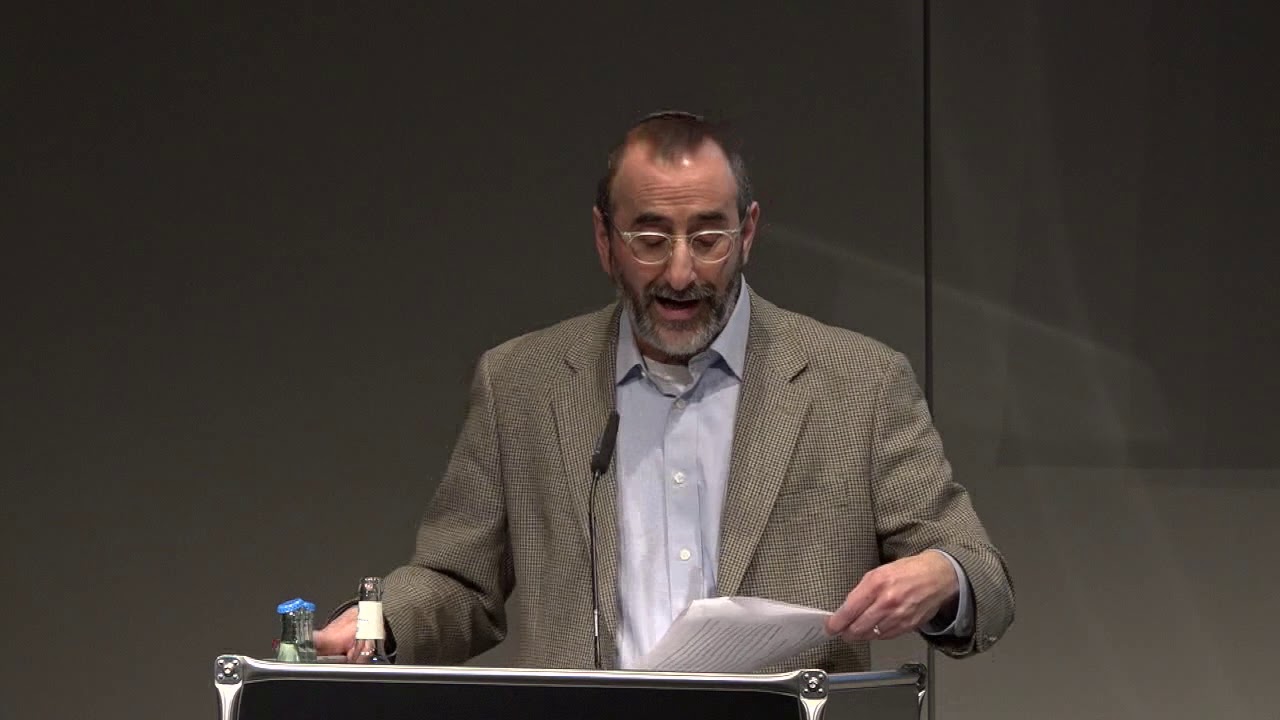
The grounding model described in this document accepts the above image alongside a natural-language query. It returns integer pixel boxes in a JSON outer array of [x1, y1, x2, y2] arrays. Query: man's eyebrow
[[692, 210, 730, 223], [628, 210, 730, 227], [631, 211, 671, 226]]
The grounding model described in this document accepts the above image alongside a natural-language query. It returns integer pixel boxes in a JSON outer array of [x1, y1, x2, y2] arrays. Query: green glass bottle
[[275, 598, 304, 663]]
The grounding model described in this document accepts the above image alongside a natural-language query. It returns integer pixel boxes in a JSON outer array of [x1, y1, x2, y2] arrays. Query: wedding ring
[[872, 625, 882, 637]]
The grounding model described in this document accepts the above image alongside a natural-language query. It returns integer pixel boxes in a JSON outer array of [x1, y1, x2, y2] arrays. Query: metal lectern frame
[[214, 655, 925, 720]]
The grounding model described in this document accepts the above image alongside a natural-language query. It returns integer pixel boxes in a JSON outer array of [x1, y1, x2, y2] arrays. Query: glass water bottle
[[298, 600, 317, 662], [275, 598, 304, 662], [352, 577, 390, 663]]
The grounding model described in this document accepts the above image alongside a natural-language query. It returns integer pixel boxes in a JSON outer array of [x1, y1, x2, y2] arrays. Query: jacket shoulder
[[477, 303, 616, 379], [754, 297, 907, 377]]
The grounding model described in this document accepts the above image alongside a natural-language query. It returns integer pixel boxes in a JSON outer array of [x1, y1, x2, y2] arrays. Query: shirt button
[[674, 398, 686, 409], [673, 471, 685, 485], [679, 548, 692, 561]]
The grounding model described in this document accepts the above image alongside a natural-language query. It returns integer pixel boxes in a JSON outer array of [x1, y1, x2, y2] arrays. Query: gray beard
[[614, 261, 743, 363]]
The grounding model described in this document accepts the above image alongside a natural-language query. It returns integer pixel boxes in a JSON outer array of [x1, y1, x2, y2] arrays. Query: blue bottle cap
[[277, 598, 305, 614], [301, 601, 316, 612]]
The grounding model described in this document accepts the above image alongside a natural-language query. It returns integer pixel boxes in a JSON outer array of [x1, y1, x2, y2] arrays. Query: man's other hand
[[825, 550, 959, 642], [314, 605, 359, 659]]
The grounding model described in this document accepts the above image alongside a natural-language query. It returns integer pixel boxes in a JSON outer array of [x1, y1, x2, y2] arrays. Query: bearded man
[[316, 112, 1014, 673]]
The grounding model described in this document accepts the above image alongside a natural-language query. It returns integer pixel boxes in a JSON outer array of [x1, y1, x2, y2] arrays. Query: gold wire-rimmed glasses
[[607, 218, 744, 265]]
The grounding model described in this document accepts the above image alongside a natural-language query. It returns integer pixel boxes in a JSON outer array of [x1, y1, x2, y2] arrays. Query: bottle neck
[[358, 576, 383, 602], [279, 612, 300, 644], [297, 609, 314, 637]]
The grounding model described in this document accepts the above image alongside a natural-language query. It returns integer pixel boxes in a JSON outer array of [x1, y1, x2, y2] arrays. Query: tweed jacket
[[382, 289, 1015, 672]]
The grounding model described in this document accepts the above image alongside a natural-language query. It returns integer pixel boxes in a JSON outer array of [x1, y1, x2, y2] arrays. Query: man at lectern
[[315, 111, 1014, 673]]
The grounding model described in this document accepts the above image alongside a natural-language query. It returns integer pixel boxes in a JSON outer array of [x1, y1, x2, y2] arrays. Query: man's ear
[[593, 206, 613, 275], [740, 201, 761, 265]]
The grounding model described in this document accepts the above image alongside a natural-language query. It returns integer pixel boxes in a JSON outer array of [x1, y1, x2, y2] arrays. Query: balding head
[[595, 111, 753, 222]]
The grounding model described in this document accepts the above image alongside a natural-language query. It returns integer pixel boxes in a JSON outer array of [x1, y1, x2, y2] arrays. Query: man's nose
[[663, 238, 697, 291]]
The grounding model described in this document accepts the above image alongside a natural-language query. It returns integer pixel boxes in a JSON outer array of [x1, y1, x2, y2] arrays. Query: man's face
[[593, 140, 759, 363]]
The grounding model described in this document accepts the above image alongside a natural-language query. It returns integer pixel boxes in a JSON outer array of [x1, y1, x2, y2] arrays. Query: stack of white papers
[[632, 596, 834, 673]]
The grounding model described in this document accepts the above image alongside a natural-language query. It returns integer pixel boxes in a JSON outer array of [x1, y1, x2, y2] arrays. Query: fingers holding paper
[[825, 550, 959, 642]]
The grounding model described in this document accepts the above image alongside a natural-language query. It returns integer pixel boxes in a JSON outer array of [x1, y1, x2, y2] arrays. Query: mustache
[[646, 282, 716, 303]]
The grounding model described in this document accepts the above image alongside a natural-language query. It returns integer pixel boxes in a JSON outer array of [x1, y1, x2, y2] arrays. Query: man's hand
[[314, 605, 359, 659], [825, 550, 958, 642]]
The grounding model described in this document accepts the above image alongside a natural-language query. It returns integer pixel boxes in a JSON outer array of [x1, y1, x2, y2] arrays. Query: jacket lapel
[[717, 292, 811, 597], [549, 293, 810, 662], [551, 303, 624, 667]]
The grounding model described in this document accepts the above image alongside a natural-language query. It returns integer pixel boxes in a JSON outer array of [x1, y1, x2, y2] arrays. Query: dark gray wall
[[930, 2, 1279, 718], [5, 2, 1278, 719], [3, 3, 924, 718]]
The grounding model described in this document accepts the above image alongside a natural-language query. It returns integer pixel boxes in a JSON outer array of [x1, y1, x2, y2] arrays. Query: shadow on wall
[[765, 222, 1277, 473]]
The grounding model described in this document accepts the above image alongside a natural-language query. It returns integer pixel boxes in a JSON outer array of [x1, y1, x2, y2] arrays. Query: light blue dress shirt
[[613, 280, 972, 669]]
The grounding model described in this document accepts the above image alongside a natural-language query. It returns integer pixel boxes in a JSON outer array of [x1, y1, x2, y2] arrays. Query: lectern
[[214, 655, 925, 720]]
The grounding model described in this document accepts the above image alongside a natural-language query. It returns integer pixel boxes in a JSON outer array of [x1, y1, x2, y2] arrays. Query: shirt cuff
[[919, 549, 974, 638]]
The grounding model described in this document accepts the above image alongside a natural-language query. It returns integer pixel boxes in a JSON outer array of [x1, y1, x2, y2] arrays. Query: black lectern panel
[[239, 679, 800, 720]]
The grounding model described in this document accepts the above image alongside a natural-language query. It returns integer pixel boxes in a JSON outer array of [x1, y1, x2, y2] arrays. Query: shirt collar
[[615, 278, 751, 384]]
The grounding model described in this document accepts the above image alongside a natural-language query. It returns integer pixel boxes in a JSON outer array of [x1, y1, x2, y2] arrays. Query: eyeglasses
[[608, 219, 744, 265]]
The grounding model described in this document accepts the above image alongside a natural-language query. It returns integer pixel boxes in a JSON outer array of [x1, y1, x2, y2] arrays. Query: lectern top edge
[[214, 654, 925, 720]]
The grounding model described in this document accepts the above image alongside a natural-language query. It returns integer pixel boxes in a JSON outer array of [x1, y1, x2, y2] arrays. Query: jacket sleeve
[[381, 350, 515, 665], [868, 352, 1015, 658]]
